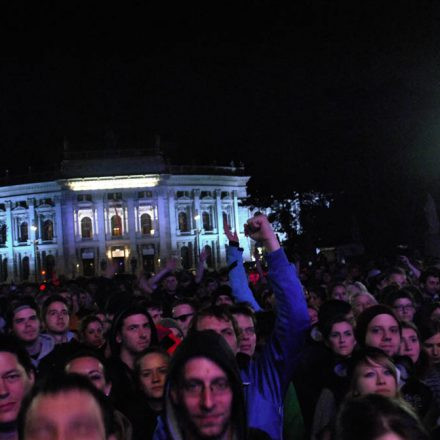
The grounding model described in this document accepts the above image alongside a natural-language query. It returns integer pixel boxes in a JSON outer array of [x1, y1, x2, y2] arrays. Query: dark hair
[[6, 296, 39, 329], [318, 300, 352, 325], [171, 298, 199, 313], [0, 333, 35, 375], [211, 285, 235, 306], [134, 347, 170, 390], [64, 348, 110, 383], [336, 394, 429, 440], [355, 305, 401, 347], [189, 305, 240, 339], [78, 315, 103, 340], [319, 314, 353, 341], [417, 319, 440, 344], [109, 304, 158, 356], [41, 294, 70, 321], [419, 267, 440, 285], [383, 289, 414, 308], [18, 373, 115, 439], [229, 304, 257, 328]]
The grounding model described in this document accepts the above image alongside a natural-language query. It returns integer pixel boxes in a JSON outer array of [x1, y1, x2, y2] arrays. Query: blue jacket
[[228, 246, 309, 439], [153, 247, 309, 440]]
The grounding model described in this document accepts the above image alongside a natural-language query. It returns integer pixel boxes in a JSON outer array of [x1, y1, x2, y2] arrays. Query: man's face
[[172, 304, 195, 337], [331, 286, 347, 302], [233, 314, 256, 357], [389, 273, 407, 288], [173, 357, 233, 439], [65, 357, 109, 395], [0, 352, 34, 424], [45, 301, 70, 334], [23, 390, 107, 440], [117, 314, 151, 354], [196, 316, 238, 354], [164, 276, 178, 293], [425, 276, 440, 295], [12, 307, 40, 343], [147, 307, 163, 325]]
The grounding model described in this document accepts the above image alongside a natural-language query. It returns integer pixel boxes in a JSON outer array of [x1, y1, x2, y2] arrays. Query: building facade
[[0, 153, 251, 282]]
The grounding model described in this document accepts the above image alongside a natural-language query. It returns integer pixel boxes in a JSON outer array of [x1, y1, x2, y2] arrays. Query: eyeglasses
[[393, 305, 414, 312]]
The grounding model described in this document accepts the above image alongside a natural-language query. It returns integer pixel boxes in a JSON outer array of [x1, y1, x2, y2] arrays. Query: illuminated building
[[0, 151, 250, 281]]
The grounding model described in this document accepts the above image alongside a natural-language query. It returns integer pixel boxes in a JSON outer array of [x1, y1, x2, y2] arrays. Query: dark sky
[[2, 2, 440, 247]]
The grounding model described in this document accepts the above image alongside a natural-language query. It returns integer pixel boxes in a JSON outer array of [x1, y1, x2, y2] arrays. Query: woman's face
[[353, 294, 375, 317], [139, 353, 169, 400], [308, 307, 318, 326], [365, 314, 401, 356], [84, 321, 104, 348], [355, 359, 397, 398], [327, 321, 356, 357], [399, 328, 420, 364], [423, 332, 440, 364]]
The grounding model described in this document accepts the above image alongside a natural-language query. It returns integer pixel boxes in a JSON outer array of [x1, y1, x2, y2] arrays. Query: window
[[77, 194, 92, 202], [177, 191, 189, 198], [140, 213, 153, 235], [19, 222, 28, 242], [205, 245, 213, 268], [0, 224, 6, 245], [81, 217, 93, 239], [138, 191, 153, 199], [201, 191, 212, 198], [111, 215, 123, 237], [221, 192, 230, 199], [16, 201, 27, 209], [202, 212, 212, 231], [21, 256, 30, 281], [222, 212, 230, 228], [178, 212, 189, 232], [108, 193, 122, 201], [42, 220, 54, 241], [181, 246, 191, 269]]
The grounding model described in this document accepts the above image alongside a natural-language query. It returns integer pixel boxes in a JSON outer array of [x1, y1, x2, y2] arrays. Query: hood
[[164, 330, 247, 440]]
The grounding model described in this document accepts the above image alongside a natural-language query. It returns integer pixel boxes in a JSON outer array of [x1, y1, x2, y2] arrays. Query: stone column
[[61, 194, 76, 275], [215, 189, 225, 265], [126, 195, 137, 261], [168, 189, 177, 255], [157, 189, 168, 262], [5, 201, 14, 281], [54, 196, 65, 275], [96, 196, 107, 264]]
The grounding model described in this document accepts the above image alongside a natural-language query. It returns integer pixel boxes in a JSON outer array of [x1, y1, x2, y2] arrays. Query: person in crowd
[[420, 267, 440, 303], [307, 285, 327, 310], [41, 294, 75, 344], [384, 266, 408, 288], [0, 334, 35, 440], [310, 317, 357, 440], [107, 304, 158, 434], [355, 305, 402, 357], [349, 290, 377, 319], [384, 289, 417, 322], [65, 349, 133, 440], [18, 373, 116, 440], [329, 283, 348, 302], [6, 297, 55, 368], [189, 214, 309, 439], [133, 348, 170, 440], [418, 319, 440, 408], [398, 321, 434, 421], [335, 394, 430, 440], [230, 304, 257, 357], [159, 330, 270, 440], [171, 299, 198, 338], [78, 315, 105, 349]]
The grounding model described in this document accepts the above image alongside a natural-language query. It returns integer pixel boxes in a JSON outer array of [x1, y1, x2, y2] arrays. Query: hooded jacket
[[162, 330, 248, 440]]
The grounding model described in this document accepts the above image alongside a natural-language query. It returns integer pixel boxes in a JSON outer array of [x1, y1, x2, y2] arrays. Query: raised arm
[[224, 221, 262, 311]]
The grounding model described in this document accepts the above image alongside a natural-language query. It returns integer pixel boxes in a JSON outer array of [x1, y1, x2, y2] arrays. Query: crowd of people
[[0, 214, 440, 439]]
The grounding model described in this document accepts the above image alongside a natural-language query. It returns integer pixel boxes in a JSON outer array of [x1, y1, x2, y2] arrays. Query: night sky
[[2, 2, 440, 251]]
